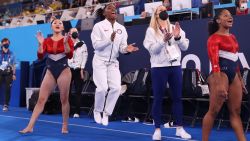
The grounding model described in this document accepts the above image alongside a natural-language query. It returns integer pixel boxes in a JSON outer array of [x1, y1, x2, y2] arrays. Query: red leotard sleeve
[[65, 38, 74, 59], [37, 38, 48, 60], [207, 35, 220, 72]]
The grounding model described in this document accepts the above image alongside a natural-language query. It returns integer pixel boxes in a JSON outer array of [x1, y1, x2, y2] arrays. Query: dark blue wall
[[1, 15, 250, 107], [80, 15, 250, 76]]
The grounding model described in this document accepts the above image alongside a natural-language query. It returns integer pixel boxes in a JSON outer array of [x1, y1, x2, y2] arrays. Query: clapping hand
[[163, 32, 173, 42], [36, 31, 44, 45], [126, 43, 139, 53], [64, 32, 70, 44], [172, 22, 181, 38]]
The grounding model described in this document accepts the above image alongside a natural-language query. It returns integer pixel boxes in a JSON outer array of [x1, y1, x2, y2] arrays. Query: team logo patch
[[116, 29, 122, 34]]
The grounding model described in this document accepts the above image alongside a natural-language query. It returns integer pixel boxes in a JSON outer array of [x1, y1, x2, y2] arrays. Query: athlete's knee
[[96, 86, 108, 94], [37, 97, 47, 106], [109, 85, 121, 94], [229, 107, 241, 116], [208, 108, 220, 118]]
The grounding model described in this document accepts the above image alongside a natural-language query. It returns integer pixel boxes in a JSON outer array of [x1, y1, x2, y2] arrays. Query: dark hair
[[235, 0, 240, 7], [208, 9, 227, 36], [1, 38, 10, 44], [50, 18, 62, 25], [96, 7, 106, 21], [96, 3, 114, 21]]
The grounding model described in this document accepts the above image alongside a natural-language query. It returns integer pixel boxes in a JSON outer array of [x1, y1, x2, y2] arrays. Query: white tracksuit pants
[[92, 55, 121, 115]]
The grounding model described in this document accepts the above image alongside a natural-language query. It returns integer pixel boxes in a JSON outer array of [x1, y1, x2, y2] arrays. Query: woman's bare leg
[[202, 88, 225, 141], [227, 75, 246, 141], [19, 70, 56, 133], [202, 73, 228, 141], [57, 68, 71, 133]]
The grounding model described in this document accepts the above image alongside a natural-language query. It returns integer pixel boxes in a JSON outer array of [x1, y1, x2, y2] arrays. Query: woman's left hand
[[172, 22, 181, 38], [126, 43, 139, 53], [64, 33, 70, 44]]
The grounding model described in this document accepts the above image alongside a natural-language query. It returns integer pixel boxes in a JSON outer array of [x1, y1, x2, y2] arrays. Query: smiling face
[[103, 4, 117, 21], [51, 19, 64, 34], [216, 9, 233, 29]]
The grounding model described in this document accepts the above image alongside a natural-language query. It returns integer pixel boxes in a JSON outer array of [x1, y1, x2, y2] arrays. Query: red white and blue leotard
[[207, 33, 239, 72]]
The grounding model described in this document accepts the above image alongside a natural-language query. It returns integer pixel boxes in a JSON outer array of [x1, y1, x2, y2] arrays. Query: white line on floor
[[0, 114, 198, 141]]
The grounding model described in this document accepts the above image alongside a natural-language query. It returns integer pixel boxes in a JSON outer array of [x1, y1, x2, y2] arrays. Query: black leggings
[[69, 68, 84, 114], [0, 70, 13, 106]]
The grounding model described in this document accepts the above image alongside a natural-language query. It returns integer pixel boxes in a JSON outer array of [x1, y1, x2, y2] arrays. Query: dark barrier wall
[[1, 15, 250, 107], [80, 15, 250, 75]]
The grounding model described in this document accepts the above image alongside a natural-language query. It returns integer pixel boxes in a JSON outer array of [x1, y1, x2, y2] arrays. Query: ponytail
[[208, 9, 226, 36], [208, 18, 219, 36]]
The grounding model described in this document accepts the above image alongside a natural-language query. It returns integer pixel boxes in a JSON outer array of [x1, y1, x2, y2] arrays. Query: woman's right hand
[[163, 32, 173, 43], [208, 72, 229, 99], [36, 31, 44, 45]]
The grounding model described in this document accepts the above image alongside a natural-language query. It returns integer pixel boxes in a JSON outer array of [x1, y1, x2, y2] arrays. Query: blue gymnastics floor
[[0, 106, 249, 141]]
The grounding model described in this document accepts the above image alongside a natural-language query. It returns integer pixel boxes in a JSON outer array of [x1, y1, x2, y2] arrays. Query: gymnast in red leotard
[[19, 19, 74, 134], [202, 9, 247, 141]]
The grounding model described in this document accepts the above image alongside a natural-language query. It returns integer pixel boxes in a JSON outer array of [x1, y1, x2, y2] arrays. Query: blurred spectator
[[34, 4, 47, 14], [192, 0, 202, 8], [50, 0, 63, 10], [220, 0, 233, 4], [68, 0, 74, 7], [210, 0, 220, 5], [236, 0, 249, 15], [45, 5, 53, 13], [163, 0, 172, 10], [135, 0, 149, 15], [72, 0, 80, 8], [78, 0, 86, 6], [139, 0, 170, 18], [85, 0, 93, 6]]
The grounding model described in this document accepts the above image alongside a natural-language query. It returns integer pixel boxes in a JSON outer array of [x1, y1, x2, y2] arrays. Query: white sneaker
[[163, 121, 174, 128], [73, 113, 80, 118], [134, 117, 139, 123], [94, 111, 102, 124], [152, 129, 161, 140], [102, 113, 109, 126], [2, 105, 8, 112], [176, 127, 192, 139]]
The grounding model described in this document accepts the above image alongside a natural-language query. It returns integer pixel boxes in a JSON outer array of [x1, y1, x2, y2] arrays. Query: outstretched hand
[[36, 31, 44, 45], [126, 43, 139, 53]]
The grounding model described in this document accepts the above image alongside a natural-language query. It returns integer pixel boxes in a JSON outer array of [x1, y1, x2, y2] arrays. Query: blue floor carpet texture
[[0, 106, 249, 141]]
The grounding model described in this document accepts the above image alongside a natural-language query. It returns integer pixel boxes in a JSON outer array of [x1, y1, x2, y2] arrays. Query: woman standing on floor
[[202, 9, 247, 141], [20, 19, 74, 134], [68, 27, 88, 118], [91, 3, 138, 126], [143, 5, 191, 140]]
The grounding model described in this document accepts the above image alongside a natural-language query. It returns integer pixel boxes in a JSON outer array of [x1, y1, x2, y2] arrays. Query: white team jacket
[[91, 19, 128, 62], [68, 40, 88, 69], [143, 24, 189, 68]]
